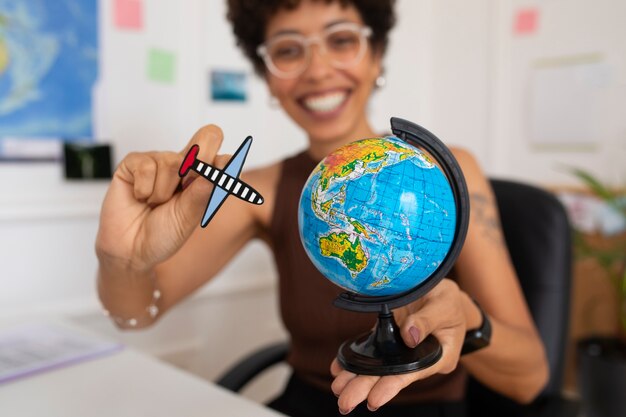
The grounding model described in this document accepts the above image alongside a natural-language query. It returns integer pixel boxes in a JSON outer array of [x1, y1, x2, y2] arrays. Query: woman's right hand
[[96, 125, 226, 273]]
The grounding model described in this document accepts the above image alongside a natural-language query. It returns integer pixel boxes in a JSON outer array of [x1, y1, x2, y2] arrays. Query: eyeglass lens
[[265, 26, 366, 77]]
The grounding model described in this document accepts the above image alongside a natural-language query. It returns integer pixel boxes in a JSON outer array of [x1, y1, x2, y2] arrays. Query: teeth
[[303, 92, 347, 113]]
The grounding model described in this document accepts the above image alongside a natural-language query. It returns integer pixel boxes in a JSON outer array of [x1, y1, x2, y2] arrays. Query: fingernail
[[367, 404, 378, 412], [339, 407, 353, 415], [409, 326, 421, 347]]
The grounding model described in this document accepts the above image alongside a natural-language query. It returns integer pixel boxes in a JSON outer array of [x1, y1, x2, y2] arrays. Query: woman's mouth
[[300, 90, 349, 117]]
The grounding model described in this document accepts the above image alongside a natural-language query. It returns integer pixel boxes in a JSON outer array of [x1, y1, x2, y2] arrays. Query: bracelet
[[102, 287, 161, 328]]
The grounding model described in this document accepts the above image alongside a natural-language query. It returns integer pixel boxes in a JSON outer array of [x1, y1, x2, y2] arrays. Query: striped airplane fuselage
[[192, 159, 263, 205]]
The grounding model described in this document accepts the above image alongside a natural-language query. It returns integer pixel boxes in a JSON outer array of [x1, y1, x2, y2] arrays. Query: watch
[[461, 299, 492, 355]]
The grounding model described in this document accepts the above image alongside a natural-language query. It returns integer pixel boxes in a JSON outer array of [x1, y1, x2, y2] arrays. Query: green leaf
[[563, 165, 626, 218], [568, 167, 615, 201], [564, 166, 626, 334]]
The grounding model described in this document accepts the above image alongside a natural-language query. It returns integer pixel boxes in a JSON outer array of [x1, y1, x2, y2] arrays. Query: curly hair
[[226, 0, 396, 76]]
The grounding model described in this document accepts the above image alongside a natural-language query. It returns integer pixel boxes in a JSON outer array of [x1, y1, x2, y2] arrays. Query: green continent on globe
[[349, 219, 369, 238], [315, 139, 417, 192], [319, 232, 368, 275], [0, 38, 8, 76]]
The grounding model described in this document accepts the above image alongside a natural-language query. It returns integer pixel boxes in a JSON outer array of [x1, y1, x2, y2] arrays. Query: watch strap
[[461, 298, 492, 355]]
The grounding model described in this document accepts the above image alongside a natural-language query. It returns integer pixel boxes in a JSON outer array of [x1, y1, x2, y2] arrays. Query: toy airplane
[[178, 136, 264, 227]]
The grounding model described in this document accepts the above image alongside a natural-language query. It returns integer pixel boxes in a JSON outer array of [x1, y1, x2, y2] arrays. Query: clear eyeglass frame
[[256, 22, 373, 79]]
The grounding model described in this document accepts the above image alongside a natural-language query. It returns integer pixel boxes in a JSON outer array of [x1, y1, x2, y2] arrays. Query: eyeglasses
[[257, 22, 372, 79]]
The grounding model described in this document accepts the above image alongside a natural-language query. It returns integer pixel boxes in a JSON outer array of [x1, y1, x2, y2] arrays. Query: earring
[[375, 74, 386, 89], [269, 95, 280, 109]]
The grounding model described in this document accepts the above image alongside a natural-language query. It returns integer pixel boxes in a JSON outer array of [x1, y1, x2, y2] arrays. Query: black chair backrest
[[492, 179, 572, 395], [468, 179, 572, 413]]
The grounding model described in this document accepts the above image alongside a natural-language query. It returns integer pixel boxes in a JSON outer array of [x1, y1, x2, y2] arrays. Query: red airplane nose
[[179, 144, 200, 177]]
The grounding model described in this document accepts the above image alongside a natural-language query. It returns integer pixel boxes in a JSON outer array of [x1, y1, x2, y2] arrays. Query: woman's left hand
[[330, 278, 476, 414]]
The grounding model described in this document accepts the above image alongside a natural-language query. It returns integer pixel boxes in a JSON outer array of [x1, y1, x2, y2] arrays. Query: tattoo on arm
[[470, 192, 506, 246]]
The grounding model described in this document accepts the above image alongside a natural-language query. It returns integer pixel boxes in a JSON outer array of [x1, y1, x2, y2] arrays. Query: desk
[[0, 324, 283, 417]]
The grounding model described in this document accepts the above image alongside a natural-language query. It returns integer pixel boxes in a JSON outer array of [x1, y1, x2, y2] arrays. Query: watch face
[[471, 333, 490, 349], [462, 332, 489, 355]]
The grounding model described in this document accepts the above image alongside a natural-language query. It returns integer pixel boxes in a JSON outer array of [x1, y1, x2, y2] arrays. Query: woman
[[96, 1, 548, 416]]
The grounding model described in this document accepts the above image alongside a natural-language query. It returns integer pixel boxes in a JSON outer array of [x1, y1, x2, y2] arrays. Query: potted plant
[[569, 168, 626, 417]]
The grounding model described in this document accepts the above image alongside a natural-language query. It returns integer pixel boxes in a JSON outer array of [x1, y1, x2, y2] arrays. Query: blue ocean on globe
[[298, 136, 456, 297]]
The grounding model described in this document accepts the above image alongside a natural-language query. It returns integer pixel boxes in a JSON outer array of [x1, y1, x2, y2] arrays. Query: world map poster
[[0, 0, 98, 160]]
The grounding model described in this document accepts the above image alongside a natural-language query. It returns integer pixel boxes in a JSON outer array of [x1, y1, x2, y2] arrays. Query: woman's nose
[[302, 42, 333, 79]]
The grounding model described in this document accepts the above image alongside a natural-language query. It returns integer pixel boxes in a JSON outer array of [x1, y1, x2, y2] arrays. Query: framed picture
[[211, 69, 247, 102]]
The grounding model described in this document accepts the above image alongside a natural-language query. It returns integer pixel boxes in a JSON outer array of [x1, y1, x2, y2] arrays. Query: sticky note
[[114, 0, 143, 30], [147, 49, 176, 84], [514, 8, 539, 35]]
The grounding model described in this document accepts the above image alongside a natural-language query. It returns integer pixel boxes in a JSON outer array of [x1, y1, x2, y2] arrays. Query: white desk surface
[[0, 323, 283, 417]]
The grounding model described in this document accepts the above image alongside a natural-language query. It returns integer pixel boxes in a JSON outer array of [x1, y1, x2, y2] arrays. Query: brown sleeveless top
[[267, 151, 467, 403]]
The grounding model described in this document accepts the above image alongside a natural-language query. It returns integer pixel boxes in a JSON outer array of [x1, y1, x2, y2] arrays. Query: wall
[[0, 0, 624, 396], [489, 0, 626, 184]]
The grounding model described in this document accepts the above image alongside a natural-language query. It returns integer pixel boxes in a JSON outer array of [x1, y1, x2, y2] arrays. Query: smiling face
[[263, 1, 383, 159]]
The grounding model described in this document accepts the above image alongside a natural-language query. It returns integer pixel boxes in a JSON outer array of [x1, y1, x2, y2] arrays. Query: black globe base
[[337, 305, 442, 375]]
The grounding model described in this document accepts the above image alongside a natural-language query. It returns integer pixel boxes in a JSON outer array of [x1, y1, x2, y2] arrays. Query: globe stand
[[338, 304, 442, 375], [332, 117, 471, 376]]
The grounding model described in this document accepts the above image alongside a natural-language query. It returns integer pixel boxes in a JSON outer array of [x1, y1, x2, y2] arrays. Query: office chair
[[465, 179, 578, 417], [217, 179, 578, 416]]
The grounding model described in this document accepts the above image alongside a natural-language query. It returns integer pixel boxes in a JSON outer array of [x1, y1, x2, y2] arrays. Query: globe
[[298, 135, 457, 298]]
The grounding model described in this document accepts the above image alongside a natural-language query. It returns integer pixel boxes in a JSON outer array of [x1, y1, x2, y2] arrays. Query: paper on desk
[[0, 323, 123, 385]]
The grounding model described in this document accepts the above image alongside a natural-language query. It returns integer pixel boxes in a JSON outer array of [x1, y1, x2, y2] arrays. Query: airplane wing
[[201, 186, 228, 227], [224, 136, 253, 177], [199, 136, 253, 227]]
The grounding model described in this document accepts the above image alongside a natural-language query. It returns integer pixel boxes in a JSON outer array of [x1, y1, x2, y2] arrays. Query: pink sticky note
[[514, 8, 539, 35], [114, 0, 143, 30]]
